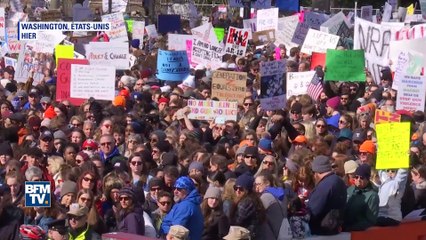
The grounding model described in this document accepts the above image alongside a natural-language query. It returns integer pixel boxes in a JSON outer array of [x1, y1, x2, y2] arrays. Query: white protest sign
[[389, 38, 426, 73], [191, 23, 219, 45], [257, 8, 278, 31], [102, 0, 128, 13], [275, 15, 299, 49], [187, 100, 238, 121], [145, 24, 158, 38], [259, 60, 286, 110], [361, 5, 373, 21], [396, 75, 426, 111], [86, 42, 129, 69], [301, 29, 339, 55], [4, 57, 17, 69], [0, 8, 5, 42], [354, 18, 401, 83], [101, 12, 128, 42], [132, 21, 145, 43], [393, 51, 425, 90], [395, 24, 426, 41], [191, 37, 224, 70], [382, 2, 393, 22], [70, 64, 116, 101], [286, 71, 316, 98], [27, 31, 66, 53], [320, 11, 348, 34], [168, 34, 192, 51], [243, 18, 256, 33], [225, 27, 251, 57]]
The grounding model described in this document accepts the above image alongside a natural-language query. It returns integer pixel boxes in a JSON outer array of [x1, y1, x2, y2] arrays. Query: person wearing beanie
[[117, 187, 145, 235], [201, 186, 230, 239], [344, 160, 359, 186], [234, 146, 258, 177], [358, 140, 376, 166], [307, 155, 347, 235], [232, 172, 264, 239], [258, 138, 272, 155], [113, 95, 126, 108], [131, 39, 141, 49], [325, 96, 341, 131], [158, 97, 169, 111], [60, 181, 77, 210], [161, 176, 203, 240], [145, 177, 166, 214], [188, 161, 204, 180], [343, 164, 379, 231]]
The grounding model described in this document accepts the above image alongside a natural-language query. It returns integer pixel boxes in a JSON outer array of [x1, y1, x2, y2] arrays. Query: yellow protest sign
[[376, 122, 410, 169], [374, 109, 401, 124], [55, 45, 74, 65], [211, 70, 247, 104]]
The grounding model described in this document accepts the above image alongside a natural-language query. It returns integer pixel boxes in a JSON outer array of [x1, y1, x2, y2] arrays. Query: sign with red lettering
[[396, 75, 426, 112], [56, 58, 89, 106], [374, 109, 401, 124], [225, 27, 251, 57]]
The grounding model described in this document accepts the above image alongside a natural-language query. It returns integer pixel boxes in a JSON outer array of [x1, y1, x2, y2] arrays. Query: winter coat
[[117, 207, 145, 235], [259, 187, 286, 239], [307, 173, 346, 235], [161, 189, 204, 240], [378, 169, 408, 222], [233, 195, 263, 239], [202, 210, 230, 240], [344, 183, 379, 231]]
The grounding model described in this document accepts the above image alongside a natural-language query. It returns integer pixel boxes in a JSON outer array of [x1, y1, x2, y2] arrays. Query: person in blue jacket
[[161, 176, 203, 240]]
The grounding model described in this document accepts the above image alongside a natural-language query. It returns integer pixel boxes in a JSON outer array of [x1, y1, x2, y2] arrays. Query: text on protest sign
[[395, 24, 426, 41], [191, 23, 219, 46], [304, 11, 329, 30], [56, 58, 89, 106], [324, 50, 366, 82], [396, 75, 426, 112], [156, 50, 190, 81], [260, 60, 286, 110], [374, 109, 401, 125], [243, 19, 256, 33], [286, 71, 316, 98], [15, 42, 54, 84], [256, 8, 278, 31], [4, 57, 17, 69], [211, 70, 247, 104], [301, 29, 339, 55], [70, 64, 116, 101], [86, 42, 129, 69], [320, 11, 347, 34], [275, 15, 299, 49], [101, 12, 128, 42], [292, 22, 310, 45], [187, 100, 238, 121], [393, 50, 424, 90], [191, 37, 223, 70], [168, 34, 192, 51], [376, 122, 410, 169], [102, 0, 128, 13], [389, 38, 426, 78], [225, 27, 250, 56]]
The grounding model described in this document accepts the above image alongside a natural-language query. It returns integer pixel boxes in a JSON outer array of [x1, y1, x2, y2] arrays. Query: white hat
[[160, 85, 171, 93], [195, 64, 205, 70], [223, 226, 250, 240], [179, 75, 195, 89], [120, 75, 136, 87]]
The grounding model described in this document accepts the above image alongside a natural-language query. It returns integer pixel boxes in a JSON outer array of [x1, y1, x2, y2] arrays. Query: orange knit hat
[[359, 140, 376, 154], [113, 95, 126, 107]]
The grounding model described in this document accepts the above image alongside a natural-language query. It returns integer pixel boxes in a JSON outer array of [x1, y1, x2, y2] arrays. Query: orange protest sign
[[374, 109, 401, 124]]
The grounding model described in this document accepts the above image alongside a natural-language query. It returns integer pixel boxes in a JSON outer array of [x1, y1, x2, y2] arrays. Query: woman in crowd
[[201, 186, 230, 240], [116, 187, 145, 235]]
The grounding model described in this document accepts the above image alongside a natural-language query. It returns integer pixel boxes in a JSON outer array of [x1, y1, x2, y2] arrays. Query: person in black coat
[[0, 185, 23, 240], [201, 186, 230, 240]]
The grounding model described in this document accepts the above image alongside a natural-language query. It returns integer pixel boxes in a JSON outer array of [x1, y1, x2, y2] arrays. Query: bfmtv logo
[[25, 181, 51, 207]]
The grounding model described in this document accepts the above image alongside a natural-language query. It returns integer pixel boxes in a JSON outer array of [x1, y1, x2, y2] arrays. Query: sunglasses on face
[[100, 142, 112, 146], [316, 124, 326, 128], [355, 175, 365, 180], [119, 196, 130, 201], [84, 147, 93, 151], [69, 215, 84, 221], [131, 161, 143, 166], [359, 152, 368, 156], [387, 169, 396, 173], [174, 187, 184, 192], [103, 124, 112, 128], [159, 201, 172, 206], [263, 161, 274, 166], [245, 155, 256, 159], [244, 103, 253, 106], [233, 186, 245, 192], [83, 177, 95, 183], [150, 187, 161, 192]]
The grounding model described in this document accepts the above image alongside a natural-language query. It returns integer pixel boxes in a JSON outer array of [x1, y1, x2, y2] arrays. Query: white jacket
[[378, 169, 408, 221]]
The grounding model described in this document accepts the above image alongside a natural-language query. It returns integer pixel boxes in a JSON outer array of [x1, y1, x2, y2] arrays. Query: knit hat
[[60, 181, 77, 198], [188, 161, 204, 174], [235, 172, 254, 191], [148, 177, 165, 189], [40, 96, 51, 104], [290, 102, 302, 114], [311, 155, 332, 173], [235, 146, 247, 156], [53, 130, 67, 141], [344, 160, 359, 174], [113, 95, 126, 107], [239, 140, 253, 148], [151, 130, 167, 142], [338, 128, 353, 141], [131, 39, 140, 49], [174, 176, 196, 192], [119, 187, 136, 200], [130, 121, 144, 134], [158, 97, 169, 104], [326, 96, 340, 110], [119, 89, 130, 98], [204, 186, 222, 199], [244, 146, 258, 157], [354, 164, 371, 179], [258, 138, 272, 153], [285, 158, 300, 173], [82, 139, 98, 150], [76, 151, 90, 162], [359, 140, 376, 154]]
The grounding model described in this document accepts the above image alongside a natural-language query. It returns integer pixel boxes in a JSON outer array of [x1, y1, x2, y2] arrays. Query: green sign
[[324, 49, 366, 82], [214, 28, 225, 43], [126, 19, 135, 33]]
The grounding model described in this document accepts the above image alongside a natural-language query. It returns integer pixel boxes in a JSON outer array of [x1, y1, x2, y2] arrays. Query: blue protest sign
[[276, 0, 299, 12], [156, 50, 190, 81], [158, 15, 181, 34]]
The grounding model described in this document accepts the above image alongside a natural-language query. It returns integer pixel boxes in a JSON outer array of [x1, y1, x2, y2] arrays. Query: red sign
[[310, 52, 326, 70], [56, 58, 89, 106]]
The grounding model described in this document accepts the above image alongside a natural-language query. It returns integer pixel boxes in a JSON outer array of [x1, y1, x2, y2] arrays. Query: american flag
[[307, 73, 324, 101]]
